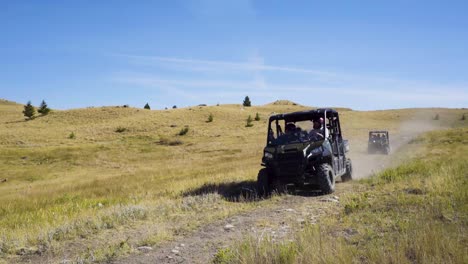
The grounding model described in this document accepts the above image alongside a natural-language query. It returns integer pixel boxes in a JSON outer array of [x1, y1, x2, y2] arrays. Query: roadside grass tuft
[[213, 248, 236, 264], [77, 239, 132, 263]]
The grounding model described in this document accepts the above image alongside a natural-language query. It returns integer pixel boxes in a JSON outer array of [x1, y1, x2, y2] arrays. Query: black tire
[[257, 168, 271, 197], [342, 158, 353, 182], [317, 163, 335, 194]]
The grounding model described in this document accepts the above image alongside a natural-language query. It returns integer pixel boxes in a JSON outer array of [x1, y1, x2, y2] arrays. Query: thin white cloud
[[117, 54, 335, 77], [110, 54, 468, 109], [116, 54, 468, 90], [112, 74, 468, 105]]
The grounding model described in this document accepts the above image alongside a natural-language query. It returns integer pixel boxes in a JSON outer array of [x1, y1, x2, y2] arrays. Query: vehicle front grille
[[277, 152, 303, 177]]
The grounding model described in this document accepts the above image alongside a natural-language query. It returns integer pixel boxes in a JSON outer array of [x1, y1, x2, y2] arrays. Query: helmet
[[314, 117, 324, 123]]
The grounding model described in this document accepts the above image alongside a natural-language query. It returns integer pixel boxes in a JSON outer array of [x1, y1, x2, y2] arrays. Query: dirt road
[[113, 187, 350, 264]]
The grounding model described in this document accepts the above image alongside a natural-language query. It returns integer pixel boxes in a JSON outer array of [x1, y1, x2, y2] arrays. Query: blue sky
[[1, 0, 467, 110]]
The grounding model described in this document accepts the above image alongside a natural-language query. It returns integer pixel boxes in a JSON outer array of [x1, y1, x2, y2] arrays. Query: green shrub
[[115, 127, 127, 133], [245, 115, 253, 127], [254, 112, 260, 121], [207, 113, 214, 123], [213, 248, 235, 264], [178, 126, 189, 136], [68, 132, 76, 139]]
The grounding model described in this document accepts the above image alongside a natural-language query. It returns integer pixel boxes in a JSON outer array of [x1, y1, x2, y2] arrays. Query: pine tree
[[207, 113, 214, 123], [245, 115, 254, 127], [23, 101, 36, 120], [254, 112, 260, 121], [37, 100, 51, 115], [243, 96, 251, 107], [144, 103, 151, 110], [173, 105, 177, 109]]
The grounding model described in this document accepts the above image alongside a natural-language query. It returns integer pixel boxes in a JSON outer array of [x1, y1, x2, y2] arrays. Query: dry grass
[[0, 99, 466, 262]]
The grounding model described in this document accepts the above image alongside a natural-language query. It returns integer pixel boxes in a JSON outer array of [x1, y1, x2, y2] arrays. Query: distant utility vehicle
[[257, 109, 352, 196], [367, 131, 390, 155]]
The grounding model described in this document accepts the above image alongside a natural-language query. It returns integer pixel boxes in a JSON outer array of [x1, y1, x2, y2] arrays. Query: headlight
[[264, 152, 274, 159], [311, 147, 322, 155], [307, 147, 322, 159]]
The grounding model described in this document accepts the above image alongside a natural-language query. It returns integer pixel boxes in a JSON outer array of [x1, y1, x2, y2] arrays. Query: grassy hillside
[[0, 100, 466, 262], [220, 128, 468, 264]]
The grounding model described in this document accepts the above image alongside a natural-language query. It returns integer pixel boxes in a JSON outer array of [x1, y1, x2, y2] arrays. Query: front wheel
[[342, 158, 353, 182], [317, 164, 335, 194], [257, 168, 271, 197]]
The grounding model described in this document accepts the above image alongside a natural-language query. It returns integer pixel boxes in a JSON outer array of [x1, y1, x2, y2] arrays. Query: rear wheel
[[317, 164, 335, 194], [257, 168, 271, 197], [342, 158, 353, 182]]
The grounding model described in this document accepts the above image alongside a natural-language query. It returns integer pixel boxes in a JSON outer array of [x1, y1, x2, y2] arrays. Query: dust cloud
[[349, 111, 441, 180]]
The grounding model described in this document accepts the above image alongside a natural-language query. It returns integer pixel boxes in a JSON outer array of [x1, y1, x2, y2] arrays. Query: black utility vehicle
[[367, 131, 390, 155], [257, 109, 352, 196]]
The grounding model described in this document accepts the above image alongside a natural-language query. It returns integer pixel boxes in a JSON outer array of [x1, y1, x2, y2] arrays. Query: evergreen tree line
[[23, 100, 51, 120], [24, 96, 254, 120], [144, 95, 253, 110]]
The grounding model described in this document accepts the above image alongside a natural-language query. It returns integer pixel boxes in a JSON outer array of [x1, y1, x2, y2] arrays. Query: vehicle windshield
[[268, 119, 323, 145], [369, 132, 387, 141]]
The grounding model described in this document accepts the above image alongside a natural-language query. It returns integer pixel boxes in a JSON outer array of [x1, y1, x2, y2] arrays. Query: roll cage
[[267, 109, 343, 146]]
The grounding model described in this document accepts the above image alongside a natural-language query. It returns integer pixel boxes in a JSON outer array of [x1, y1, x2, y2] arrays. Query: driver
[[309, 118, 325, 139], [285, 123, 296, 134], [309, 117, 328, 140]]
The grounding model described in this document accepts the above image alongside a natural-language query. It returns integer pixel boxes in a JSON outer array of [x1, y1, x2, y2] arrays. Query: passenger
[[285, 123, 296, 134], [382, 134, 387, 140]]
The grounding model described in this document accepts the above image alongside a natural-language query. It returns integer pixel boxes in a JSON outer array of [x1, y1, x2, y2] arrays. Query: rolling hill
[[0, 99, 466, 263]]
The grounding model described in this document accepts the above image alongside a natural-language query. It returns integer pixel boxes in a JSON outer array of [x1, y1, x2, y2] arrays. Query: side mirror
[[343, 140, 350, 153]]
